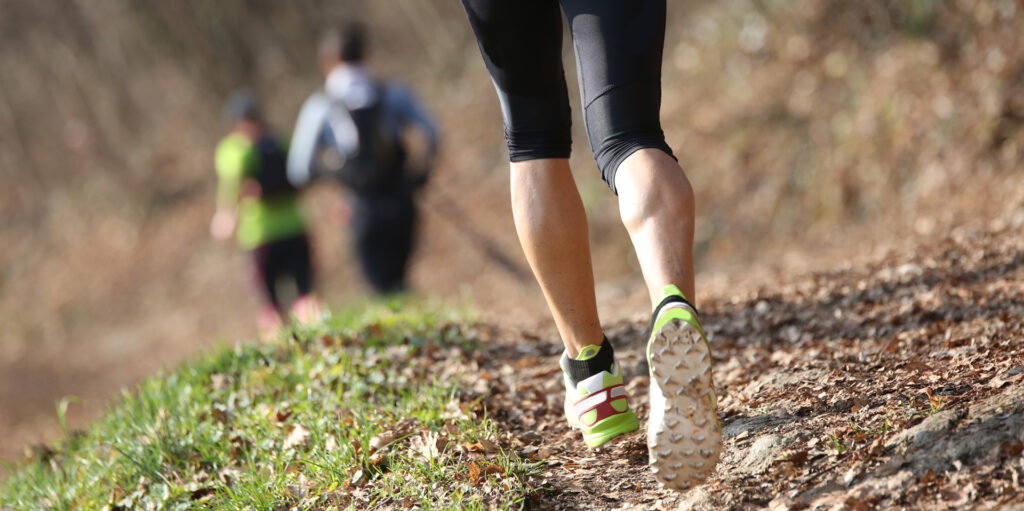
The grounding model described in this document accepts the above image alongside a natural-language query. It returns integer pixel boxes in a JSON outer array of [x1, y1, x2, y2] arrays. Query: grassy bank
[[1, 305, 538, 510]]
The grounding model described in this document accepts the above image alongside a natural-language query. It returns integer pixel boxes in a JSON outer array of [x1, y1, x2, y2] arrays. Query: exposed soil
[[457, 226, 1024, 510]]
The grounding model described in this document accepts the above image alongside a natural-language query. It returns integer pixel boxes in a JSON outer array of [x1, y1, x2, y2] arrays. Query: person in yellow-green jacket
[[210, 92, 322, 334]]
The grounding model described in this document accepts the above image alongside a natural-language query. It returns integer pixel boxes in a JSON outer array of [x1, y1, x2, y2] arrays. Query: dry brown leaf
[[210, 374, 229, 390], [276, 406, 294, 422], [844, 497, 871, 511], [534, 367, 561, 379], [468, 461, 482, 486], [444, 421, 460, 438], [410, 432, 447, 460], [785, 450, 809, 465], [369, 430, 399, 453], [364, 322, 383, 337], [369, 419, 417, 453], [367, 453, 387, 469], [464, 437, 500, 455], [348, 469, 366, 488], [189, 487, 216, 501], [478, 437, 500, 453], [924, 388, 943, 410], [1002, 441, 1023, 458], [283, 424, 310, 450], [255, 403, 274, 420], [515, 357, 540, 369], [987, 371, 1024, 389], [218, 467, 241, 486], [868, 438, 886, 457]]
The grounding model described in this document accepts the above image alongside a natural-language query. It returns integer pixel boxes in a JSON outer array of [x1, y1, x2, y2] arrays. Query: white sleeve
[[287, 93, 332, 187], [326, 101, 359, 158]]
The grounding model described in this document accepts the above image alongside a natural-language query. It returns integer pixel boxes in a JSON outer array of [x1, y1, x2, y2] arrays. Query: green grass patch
[[1, 303, 538, 510]]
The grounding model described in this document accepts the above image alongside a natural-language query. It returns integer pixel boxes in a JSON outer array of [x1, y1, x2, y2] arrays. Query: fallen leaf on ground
[[468, 461, 482, 486], [283, 424, 310, 450], [464, 437, 500, 454], [784, 450, 809, 465], [276, 407, 293, 422], [410, 431, 448, 460], [210, 374, 229, 390]]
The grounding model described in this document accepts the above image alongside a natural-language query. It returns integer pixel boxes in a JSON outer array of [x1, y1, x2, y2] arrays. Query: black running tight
[[460, 0, 675, 193]]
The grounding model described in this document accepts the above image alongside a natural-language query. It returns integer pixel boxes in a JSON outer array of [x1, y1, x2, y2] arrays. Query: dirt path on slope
[[464, 227, 1024, 510]]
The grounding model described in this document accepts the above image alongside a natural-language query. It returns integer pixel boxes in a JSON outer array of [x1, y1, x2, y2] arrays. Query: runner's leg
[[560, 0, 695, 306], [461, 0, 603, 357], [391, 196, 416, 293], [511, 158, 602, 357], [252, 242, 283, 312], [561, 1, 719, 487], [288, 234, 314, 299], [285, 233, 322, 322], [463, 0, 641, 448], [350, 203, 394, 295], [253, 242, 285, 333], [616, 150, 696, 306]]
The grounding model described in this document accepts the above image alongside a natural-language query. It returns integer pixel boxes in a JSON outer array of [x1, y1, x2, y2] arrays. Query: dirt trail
[[463, 227, 1024, 510]]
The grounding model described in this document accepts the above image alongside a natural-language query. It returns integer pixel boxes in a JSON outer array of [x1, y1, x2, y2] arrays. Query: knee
[[584, 81, 676, 193], [498, 84, 573, 162], [504, 119, 573, 163]]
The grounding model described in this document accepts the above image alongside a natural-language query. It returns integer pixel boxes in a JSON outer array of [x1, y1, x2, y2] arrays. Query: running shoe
[[257, 305, 284, 341], [290, 294, 323, 324], [646, 285, 721, 490], [560, 345, 639, 448]]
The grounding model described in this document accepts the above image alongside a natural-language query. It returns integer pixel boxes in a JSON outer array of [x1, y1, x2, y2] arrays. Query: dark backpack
[[251, 134, 295, 199], [336, 83, 407, 194]]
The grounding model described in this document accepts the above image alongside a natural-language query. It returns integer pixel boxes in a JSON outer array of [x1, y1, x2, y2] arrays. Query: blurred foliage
[[0, 0, 472, 226], [655, 0, 1023, 261]]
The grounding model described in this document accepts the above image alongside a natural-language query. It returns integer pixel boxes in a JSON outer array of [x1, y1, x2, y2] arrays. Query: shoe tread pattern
[[648, 319, 721, 490]]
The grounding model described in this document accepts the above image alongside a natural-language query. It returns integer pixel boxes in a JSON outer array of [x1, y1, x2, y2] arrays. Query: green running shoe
[[646, 285, 721, 490], [560, 345, 639, 448]]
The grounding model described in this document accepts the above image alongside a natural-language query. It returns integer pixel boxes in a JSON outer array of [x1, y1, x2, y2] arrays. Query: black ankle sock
[[566, 337, 616, 384], [654, 294, 698, 318], [646, 294, 699, 338]]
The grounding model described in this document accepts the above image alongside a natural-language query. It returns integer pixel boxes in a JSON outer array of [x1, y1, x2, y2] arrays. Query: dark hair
[[224, 90, 261, 123], [320, 22, 367, 64]]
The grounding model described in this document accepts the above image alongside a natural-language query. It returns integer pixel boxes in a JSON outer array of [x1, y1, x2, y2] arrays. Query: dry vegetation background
[[1, 0, 1022, 467]]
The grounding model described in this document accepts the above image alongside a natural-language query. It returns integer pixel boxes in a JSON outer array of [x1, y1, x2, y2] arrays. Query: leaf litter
[[454, 227, 1024, 510]]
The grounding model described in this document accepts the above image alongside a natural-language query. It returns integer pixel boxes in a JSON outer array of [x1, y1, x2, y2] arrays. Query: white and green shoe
[[560, 345, 639, 448], [647, 285, 721, 490]]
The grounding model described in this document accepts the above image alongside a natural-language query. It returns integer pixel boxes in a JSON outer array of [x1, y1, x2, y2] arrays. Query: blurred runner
[[460, 0, 720, 490], [288, 22, 439, 295], [211, 92, 322, 336]]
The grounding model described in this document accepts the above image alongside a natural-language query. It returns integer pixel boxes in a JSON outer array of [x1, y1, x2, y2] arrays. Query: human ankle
[[564, 337, 616, 384]]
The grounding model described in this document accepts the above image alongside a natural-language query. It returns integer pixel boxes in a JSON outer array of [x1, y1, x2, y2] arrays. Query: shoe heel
[[648, 318, 721, 490]]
